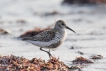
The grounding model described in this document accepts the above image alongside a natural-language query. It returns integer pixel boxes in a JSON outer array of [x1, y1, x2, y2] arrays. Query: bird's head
[[55, 20, 75, 33]]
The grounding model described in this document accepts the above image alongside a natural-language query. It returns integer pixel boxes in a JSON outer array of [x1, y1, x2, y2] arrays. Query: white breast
[[61, 30, 67, 42]]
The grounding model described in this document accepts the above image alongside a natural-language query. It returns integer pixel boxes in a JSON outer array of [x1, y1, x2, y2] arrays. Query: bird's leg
[[49, 49, 50, 53], [40, 47, 52, 58]]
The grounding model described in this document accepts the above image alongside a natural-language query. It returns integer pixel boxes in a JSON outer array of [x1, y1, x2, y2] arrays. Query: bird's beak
[[66, 26, 76, 33]]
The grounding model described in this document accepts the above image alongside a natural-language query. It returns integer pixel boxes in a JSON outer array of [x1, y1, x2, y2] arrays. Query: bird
[[22, 20, 75, 58]]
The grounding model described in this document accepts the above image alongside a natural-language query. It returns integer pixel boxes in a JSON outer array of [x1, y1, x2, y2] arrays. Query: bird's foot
[[47, 51, 53, 59]]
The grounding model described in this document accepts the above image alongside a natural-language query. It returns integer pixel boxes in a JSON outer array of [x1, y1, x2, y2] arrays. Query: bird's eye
[[62, 23, 64, 25]]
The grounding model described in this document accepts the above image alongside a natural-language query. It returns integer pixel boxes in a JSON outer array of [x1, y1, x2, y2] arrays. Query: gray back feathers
[[23, 29, 55, 42]]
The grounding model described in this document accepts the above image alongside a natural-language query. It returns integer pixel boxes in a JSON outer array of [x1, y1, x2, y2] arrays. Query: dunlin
[[22, 20, 75, 57]]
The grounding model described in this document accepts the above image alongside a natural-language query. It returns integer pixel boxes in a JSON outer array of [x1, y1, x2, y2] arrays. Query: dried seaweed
[[63, 0, 106, 4], [72, 56, 93, 64], [0, 55, 69, 71], [68, 66, 82, 71], [91, 55, 103, 59]]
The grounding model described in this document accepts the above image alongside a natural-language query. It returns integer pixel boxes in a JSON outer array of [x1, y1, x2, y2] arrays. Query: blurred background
[[0, 0, 106, 70]]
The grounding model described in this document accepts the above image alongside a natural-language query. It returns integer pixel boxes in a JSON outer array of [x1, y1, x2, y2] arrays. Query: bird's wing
[[22, 30, 55, 42]]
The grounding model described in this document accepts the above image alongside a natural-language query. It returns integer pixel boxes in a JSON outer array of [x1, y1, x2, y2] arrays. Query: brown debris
[[68, 66, 82, 71], [43, 11, 60, 16], [20, 27, 51, 38], [33, 11, 62, 16], [16, 20, 27, 24], [77, 51, 84, 55], [63, 0, 106, 4], [72, 56, 93, 64], [0, 55, 69, 71], [91, 55, 103, 59], [0, 28, 11, 34]]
